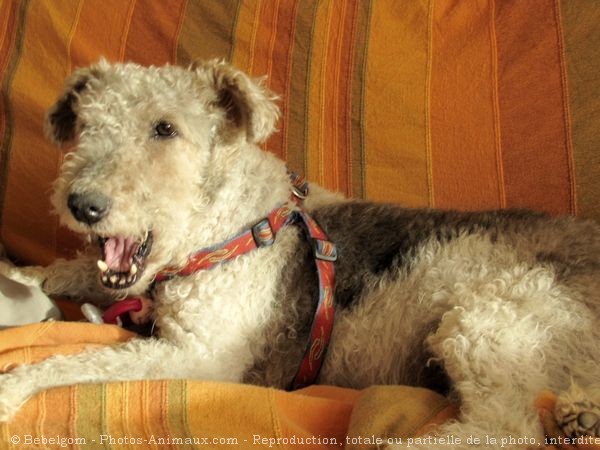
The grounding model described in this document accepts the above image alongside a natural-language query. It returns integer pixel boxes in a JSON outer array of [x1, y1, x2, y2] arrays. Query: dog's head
[[45, 59, 280, 292]]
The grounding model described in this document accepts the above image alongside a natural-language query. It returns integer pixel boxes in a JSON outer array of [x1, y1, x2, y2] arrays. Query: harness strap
[[288, 210, 337, 390], [151, 173, 337, 389]]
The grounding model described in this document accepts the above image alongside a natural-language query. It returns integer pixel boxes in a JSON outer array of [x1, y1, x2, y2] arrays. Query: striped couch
[[1, 1, 599, 448]]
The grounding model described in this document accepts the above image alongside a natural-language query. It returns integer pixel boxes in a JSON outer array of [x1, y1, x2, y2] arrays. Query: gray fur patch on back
[[310, 202, 548, 308]]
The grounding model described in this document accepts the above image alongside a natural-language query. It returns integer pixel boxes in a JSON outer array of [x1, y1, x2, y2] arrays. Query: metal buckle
[[312, 238, 337, 262], [252, 219, 275, 247], [291, 183, 308, 200], [289, 172, 309, 200]]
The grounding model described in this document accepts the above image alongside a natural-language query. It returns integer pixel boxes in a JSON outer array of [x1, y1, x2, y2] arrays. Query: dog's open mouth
[[96, 231, 153, 289]]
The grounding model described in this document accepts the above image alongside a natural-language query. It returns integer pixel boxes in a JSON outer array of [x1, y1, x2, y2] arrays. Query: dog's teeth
[[110, 275, 117, 284], [97, 260, 109, 272], [102, 275, 108, 283], [130, 264, 138, 275], [118, 277, 126, 285]]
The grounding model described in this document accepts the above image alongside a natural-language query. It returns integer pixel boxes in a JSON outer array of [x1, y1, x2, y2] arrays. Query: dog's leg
[[552, 290, 600, 439], [42, 255, 107, 300], [0, 253, 107, 303], [0, 260, 47, 288], [0, 337, 236, 422], [388, 303, 557, 450], [555, 382, 600, 439]]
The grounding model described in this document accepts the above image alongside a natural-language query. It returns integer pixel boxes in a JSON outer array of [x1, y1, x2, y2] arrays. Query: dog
[[0, 59, 599, 448]]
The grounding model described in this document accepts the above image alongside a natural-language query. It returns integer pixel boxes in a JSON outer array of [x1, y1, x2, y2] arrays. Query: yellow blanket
[[0, 322, 456, 450], [0, 323, 597, 450]]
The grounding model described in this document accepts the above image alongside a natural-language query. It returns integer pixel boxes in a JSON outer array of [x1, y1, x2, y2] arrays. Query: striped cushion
[[1, 1, 599, 265]]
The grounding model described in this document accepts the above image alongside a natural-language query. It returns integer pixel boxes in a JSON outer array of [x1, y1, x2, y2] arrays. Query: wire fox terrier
[[0, 59, 599, 448]]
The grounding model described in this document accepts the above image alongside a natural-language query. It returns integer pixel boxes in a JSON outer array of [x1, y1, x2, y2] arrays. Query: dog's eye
[[154, 121, 177, 138]]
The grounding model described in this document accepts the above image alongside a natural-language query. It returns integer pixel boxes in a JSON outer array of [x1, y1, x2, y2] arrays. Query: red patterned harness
[[149, 173, 337, 390]]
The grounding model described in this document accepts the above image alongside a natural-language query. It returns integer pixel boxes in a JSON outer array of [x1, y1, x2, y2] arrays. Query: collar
[[113, 172, 337, 390]]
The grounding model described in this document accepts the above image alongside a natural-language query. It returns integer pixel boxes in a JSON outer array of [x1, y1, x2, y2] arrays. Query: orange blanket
[[0, 323, 597, 450], [0, 322, 456, 450]]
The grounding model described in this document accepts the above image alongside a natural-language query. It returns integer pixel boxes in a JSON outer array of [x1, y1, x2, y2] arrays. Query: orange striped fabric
[[0, 323, 458, 450], [495, 0, 576, 215], [560, 0, 600, 221], [365, 0, 431, 206], [430, 0, 505, 210]]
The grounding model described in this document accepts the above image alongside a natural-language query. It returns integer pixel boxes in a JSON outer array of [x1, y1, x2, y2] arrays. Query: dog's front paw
[[0, 398, 21, 423], [0, 374, 33, 423], [555, 385, 600, 438], [0, 261, 46, 288]]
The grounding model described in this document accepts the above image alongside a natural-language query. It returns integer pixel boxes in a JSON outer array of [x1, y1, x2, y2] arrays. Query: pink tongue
[[104, 236, 139, 272]]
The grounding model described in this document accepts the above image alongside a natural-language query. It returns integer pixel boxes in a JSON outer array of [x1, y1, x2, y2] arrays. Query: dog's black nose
[[67, 192, 111, 225]]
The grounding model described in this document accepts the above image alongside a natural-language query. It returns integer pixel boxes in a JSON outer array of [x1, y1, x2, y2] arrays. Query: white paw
[[0, 374, 33, 423], [0, 261, 46, 288], [0, 398, 20, 423], [556, 386, 600, 438]]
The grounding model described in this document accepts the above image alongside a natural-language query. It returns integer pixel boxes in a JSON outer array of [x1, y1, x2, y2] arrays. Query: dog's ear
[[44, 63, 105, 146], [192, 60, 280, 144]]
